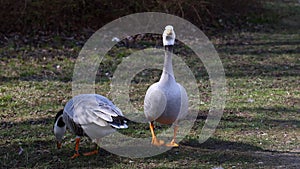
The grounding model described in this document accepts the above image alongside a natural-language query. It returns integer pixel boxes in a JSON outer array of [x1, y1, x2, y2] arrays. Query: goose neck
[[162, 45, 174, 79]]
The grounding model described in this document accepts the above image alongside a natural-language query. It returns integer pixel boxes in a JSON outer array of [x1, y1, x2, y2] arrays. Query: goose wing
[[65, 94, 125, 127], [176, 83, 189, 121], [144, 83, 167, 122]]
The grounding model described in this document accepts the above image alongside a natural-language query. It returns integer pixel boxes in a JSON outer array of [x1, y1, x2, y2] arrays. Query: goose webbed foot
[[165, 125, 179, 147], [83, 149, 99, 156], [83, 145, 99, 156], [71, 151, 80, 159], [165, 139, 179, 147], [149, 121, 164, 146], [71, 148, 99, 159]]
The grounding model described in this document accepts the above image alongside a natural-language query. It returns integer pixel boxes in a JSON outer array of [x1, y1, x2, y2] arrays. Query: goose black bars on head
[[53, 94, 128, 159], [144, 25, 189, 147]]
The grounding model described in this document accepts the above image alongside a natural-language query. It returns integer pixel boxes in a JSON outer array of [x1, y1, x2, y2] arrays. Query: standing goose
[[54, 94, 128, 159], [144, 25, 188, 147]]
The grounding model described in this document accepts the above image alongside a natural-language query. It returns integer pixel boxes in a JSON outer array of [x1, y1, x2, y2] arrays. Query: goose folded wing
[[144, 86, 167, 121], [73, 102, 119, 126]]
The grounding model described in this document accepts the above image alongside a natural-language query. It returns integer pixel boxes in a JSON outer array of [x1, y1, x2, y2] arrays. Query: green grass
[[1, 1, 300, 168]]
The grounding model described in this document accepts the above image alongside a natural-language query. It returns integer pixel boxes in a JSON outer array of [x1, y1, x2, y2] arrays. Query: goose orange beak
[[57, 141, 62, 149], [166, 29, 173, 36]]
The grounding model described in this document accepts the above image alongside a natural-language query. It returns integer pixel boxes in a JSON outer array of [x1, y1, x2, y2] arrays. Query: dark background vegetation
[[0, 0, 264, 35]]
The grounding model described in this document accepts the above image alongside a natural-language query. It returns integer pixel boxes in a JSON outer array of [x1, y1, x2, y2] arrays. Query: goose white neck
[[160, 45, 175, 82]]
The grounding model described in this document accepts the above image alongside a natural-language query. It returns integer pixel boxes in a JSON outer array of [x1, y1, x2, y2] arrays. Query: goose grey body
[[53, 94, 128, 158], [144, 25, 188, 147], [63, 94, 127, 138], [144, 54, 188, 124]]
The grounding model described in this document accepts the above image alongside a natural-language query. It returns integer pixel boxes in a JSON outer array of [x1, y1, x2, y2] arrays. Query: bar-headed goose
[[54, 94, 128, 158], [144, 25, 188, 147]]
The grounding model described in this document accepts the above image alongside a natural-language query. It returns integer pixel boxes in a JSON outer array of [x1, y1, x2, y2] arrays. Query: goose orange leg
[[165, 125, 179, 147], [149, 121, 164, 146], [71, 138, 99, 159], [71, 137, 81, 159], [83, 144, 99, 156]]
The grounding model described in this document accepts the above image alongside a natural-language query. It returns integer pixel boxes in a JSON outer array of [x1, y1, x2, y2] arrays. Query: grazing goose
[[53, 94, 128, 159], [144, 25, 188, 147]]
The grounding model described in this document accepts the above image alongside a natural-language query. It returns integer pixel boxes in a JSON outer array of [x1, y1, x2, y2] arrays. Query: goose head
[[163, 25, 175, 51], [53, 110, 66, 149]]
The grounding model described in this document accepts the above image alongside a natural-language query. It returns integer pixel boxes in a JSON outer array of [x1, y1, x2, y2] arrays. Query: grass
[[1, 1, 300, 168]]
